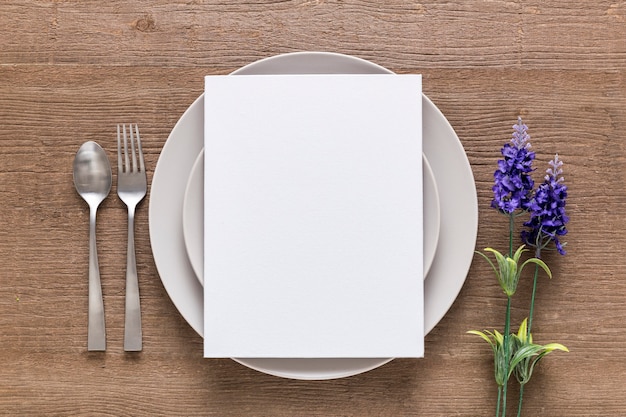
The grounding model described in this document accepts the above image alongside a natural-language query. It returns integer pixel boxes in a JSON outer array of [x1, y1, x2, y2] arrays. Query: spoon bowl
[[73, 141, 112, 205], [73, 141, 112, 351]]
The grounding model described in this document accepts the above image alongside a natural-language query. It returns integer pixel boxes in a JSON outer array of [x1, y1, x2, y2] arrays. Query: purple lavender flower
[[522, 154, 569, 255], [491, 117, 536, 214]]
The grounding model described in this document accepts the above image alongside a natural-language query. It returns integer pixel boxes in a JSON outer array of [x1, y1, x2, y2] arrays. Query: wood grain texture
[[1, 0, 625, 415]]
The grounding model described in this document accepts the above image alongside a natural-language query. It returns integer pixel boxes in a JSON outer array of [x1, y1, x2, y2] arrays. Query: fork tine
[[117, 124, 123, 174], [134, 124, 145, 173], [123, 124, 130, 173], [129, 124, 138, 173]]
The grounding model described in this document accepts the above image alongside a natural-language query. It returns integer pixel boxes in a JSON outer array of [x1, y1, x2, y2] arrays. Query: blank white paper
[[203, 74, 423, 358]]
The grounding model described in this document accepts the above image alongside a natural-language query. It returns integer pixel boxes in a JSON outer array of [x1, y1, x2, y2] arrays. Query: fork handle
[[124, 204, 142, 351], [88, 205, 106, 351]]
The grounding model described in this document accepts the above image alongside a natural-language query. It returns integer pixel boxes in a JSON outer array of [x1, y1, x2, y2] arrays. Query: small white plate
[[182, 150, 441, 285], [149, 52, 478, 380]]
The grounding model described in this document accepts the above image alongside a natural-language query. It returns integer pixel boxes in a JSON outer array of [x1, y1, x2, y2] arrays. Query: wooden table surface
[[1, 1, 624, 415]]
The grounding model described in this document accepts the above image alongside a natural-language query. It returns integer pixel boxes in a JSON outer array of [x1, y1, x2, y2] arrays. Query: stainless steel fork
[[117, 124, 147, 351]]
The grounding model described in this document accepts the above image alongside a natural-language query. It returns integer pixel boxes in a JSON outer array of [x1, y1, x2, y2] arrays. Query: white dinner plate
[[182, 150, 441, 285], [149, 52, 478, 380]]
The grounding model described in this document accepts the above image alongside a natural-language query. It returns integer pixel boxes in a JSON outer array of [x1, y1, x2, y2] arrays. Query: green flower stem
[[509, 214, 515, 257], [527, 263, 540, 335], [501, 296, 512, 417], [497, 386, 502, 417], [521, 249, 542, 417]]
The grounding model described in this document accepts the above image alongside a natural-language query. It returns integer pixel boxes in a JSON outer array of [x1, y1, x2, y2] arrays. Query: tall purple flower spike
[[492, 117, 536, 214], [522, 154, 569, 255]]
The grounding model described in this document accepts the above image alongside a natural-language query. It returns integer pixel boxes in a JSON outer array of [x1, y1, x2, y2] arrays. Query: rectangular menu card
[[204, 74, 423, 358]]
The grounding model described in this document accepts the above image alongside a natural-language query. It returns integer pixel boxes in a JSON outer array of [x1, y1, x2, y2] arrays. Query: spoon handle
[[88, 205, 106, 351]]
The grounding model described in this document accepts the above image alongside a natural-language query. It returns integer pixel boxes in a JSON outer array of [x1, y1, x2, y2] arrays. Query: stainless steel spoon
[[73, 141, 112, 351]]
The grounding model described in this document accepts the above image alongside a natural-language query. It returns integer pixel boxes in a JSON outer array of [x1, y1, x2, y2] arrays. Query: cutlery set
[[73, 124, 147, 351]]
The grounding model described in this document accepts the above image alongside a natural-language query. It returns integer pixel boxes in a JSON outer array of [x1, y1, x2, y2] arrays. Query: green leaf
[[542, 343, 569, 353], [511, 328, 569, 385], [474, 250, 498, 277], [516, 318, 529, 343], [512, 245, 528, 263], [520, 257, 552, 279], [492, 329, 504, 346], [467, 330, 495, 349]]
